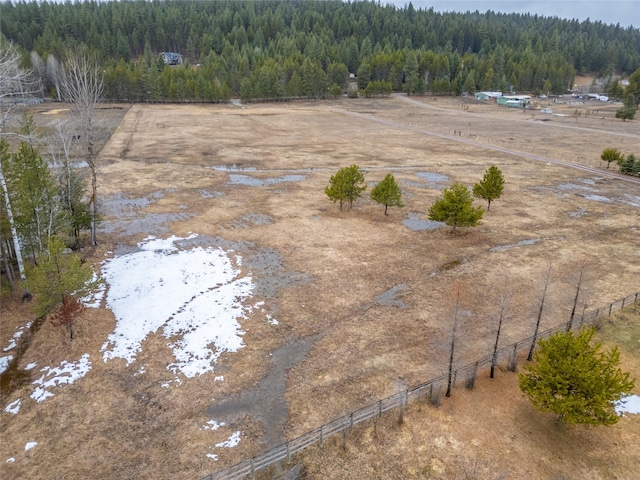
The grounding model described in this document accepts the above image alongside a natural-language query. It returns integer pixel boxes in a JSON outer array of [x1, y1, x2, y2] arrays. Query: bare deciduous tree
[[567, 267, 585, 332], [528, 263, 552, 361], [446, 281, 466, 398], [0, 40, 38, 296], [490, 285, 510, 379], [59, 48, 104, 246]]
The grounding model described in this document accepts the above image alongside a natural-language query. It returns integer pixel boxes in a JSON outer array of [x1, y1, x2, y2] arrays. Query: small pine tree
[[600, 148, 624, 170], [325, 164, 367, 211], [519, 328, 635, 426], [428, 182, 483, 233], [26, 237, 102, 317], [51, 294, 85, 340], [473, 165, 505, 211], [370, 173, 404, 215], [620, 154, 636, 175]]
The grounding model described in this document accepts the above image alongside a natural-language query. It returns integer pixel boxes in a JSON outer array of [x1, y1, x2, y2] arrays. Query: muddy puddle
[[491, 238, 541, 252], [374, 284, 410, 309], [207, 334, 320, 448], [232, 213, 274, 229], [0, 318, 46, 401], [99, 191, 194, 237], [403, 212, 446, 231], [227, 174, 306, 187], [403, 172, 451, 190]]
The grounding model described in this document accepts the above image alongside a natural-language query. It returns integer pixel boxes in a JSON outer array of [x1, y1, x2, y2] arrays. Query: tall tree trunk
[[446, 290, 461, 398], [528, 264, 552, 361], [567, 268, 584, 332], [0, 161, 29, 297], [491, 288, 508, 378]]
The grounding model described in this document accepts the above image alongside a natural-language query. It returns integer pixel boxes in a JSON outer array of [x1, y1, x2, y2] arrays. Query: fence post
[[286, 441, 290, 464], [319, 426, 323, 448], [251, 458, 255, 480], [609, 302, 613, 317]]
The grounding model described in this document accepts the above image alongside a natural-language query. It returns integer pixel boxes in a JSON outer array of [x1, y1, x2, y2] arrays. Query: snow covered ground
[[616, 394, 640, 415], [5, 233, 265, 463], [100, 234, 255, 378]]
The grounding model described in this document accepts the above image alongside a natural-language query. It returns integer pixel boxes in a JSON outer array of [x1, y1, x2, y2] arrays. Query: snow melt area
[[80, 272, 106, 308], [0, 355, 13, 375], [5, 399, 21, 414], [215, 431, 241, 448], [100, 235, 255, 378], [31, 354, 92, 403], [616, 394, 640, 415], [24, 442, 37, 451]]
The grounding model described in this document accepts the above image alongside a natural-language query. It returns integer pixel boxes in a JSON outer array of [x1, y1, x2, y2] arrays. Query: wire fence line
[[204, 291, 639, 480]]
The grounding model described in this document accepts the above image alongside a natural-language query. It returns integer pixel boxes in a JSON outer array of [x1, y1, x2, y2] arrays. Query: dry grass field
[[1, 95, 639, 479]]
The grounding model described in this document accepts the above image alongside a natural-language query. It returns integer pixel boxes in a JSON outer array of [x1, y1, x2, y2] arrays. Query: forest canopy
[[1, 0, 639, 102]]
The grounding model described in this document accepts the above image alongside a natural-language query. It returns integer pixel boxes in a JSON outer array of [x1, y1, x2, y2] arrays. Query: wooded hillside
[[2, 0, 639, 102]]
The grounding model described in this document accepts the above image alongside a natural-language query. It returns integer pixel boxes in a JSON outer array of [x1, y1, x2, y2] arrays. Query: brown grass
[[1, 96, 639, 479]]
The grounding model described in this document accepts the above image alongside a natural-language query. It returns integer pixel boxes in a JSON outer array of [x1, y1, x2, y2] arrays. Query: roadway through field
[[394, 94, 640, 141], [333, 106, 640, 186]]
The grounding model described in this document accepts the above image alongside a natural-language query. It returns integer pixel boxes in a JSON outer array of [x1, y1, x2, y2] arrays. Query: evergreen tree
[[325, 164, 366, 211], [26, 237, 102, 318], [370, 173, 404, 215], [428, 182, 483, 233], [600, 147, 624, 170], [620, 153, 637, 175], [473, 165, 505, 211], [519, 328, 635, 426], [616, 93, 637, 121]]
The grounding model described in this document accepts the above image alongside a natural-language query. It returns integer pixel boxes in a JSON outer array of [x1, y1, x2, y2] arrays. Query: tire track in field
[[333, 107, 640, 186]]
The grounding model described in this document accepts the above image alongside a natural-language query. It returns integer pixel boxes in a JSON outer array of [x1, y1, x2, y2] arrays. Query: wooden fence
[[204, 291, 639, 480]]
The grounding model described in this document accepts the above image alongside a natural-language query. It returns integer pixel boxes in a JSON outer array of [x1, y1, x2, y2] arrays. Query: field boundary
[[204, 291, 639, 480]]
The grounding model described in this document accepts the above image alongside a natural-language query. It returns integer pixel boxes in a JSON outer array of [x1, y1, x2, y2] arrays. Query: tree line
[[1, 0, 639, 103], [1, 40, 102, 336]]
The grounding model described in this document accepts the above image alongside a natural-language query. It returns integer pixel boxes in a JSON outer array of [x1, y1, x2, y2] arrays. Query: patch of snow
[[206, 453, 219, 460], [204, 420, 225, 431], [30, 354, 92, 403], [266, 315, 279, 325], [0, 355, 14, 374], [214, 376, 224, 382], [6, 457, 15, 463], [616, 394, 640, 415], [3, 324, 28, 352], [215, 431, 241, 448], [24, 442, 37, 451], [5, 399, 21, 414], [80, 272, 106, 308], [24, 362, 37, 370], [100, 235, 254, 378]]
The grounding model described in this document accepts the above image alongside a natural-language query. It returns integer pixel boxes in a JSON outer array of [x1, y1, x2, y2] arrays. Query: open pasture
[[1, 96, 639, 479]]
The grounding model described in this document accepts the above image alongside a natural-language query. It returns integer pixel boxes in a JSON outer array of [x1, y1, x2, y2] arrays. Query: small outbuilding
[[475, 91, 503, 101], [497, 95, 531, 108]]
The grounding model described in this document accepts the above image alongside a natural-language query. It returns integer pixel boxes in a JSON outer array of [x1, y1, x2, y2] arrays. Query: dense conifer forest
[[1, 0, 639, 102]]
